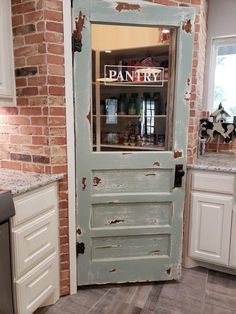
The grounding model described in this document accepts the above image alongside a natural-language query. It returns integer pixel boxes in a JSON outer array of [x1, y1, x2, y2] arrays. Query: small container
[[198, 137, 206, 156]]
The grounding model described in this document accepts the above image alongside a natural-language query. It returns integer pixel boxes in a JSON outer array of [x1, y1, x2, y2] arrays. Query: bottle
[[153, 92, 162, 115], [198, 137, 206, 156], [118, 94, 127, 115], [128, 96, 136, 115]]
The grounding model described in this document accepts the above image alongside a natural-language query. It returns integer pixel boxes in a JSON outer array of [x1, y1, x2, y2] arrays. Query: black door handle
[[174, 164, 185, 187]]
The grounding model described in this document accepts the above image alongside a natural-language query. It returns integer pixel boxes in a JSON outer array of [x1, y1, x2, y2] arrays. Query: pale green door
[[74, 0, 195, 285]]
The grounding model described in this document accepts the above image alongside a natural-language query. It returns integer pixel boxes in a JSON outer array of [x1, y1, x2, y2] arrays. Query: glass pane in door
[[91, 24, 176, 152]]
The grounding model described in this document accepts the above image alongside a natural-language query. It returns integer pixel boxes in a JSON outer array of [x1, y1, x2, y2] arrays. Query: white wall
[[203, 0, 236, 109]]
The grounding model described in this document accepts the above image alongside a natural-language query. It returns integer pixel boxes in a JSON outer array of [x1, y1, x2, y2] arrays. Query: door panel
[[74, 0, 195, 285]]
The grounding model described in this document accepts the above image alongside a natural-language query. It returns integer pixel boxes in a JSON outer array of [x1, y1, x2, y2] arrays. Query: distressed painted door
[[74, 0, 195, 285]]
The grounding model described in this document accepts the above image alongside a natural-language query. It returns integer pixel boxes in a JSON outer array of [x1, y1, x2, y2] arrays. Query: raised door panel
[[15, 254, 58, 314], [229, 208, 236, 268], [13, 209, 57, 279], [189, 191, 232, 266]]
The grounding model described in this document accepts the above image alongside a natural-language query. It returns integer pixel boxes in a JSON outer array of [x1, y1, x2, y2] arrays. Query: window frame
[[208, 36, 236, 115], [0, 0, 16, 106]]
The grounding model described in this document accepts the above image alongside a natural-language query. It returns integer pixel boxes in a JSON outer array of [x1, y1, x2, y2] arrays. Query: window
[[210, 37, 236, 121], [0, 0, 16, 106]]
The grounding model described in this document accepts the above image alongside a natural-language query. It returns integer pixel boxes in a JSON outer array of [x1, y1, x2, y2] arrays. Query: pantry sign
[[101, 65, 165, 87]]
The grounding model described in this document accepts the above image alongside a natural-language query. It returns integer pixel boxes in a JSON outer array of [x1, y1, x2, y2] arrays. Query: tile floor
[[35, 267, 236, 314]]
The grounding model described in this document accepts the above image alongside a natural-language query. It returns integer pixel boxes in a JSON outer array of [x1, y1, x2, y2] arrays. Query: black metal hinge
[[71, 0, 73, 8], [76, 242, 85, 255]]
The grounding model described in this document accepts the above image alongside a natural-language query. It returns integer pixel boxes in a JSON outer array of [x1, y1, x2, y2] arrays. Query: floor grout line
[[200, 269, 209, 314], [86, 288, 111, 314]]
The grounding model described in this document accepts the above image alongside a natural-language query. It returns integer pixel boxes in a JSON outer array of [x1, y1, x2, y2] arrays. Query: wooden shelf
[[94, 144, 165, 151], [93, 80, 168, 86], [93, 115, 167, 118]]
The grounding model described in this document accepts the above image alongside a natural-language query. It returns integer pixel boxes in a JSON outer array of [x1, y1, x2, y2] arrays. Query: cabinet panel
[[192, 171, 235, 195], [13, 184, 57, 226], [229, 209, 236, 268], [13, 210, 57, 279], [15, 254, 58, 314], [189, 191, 232, 265]]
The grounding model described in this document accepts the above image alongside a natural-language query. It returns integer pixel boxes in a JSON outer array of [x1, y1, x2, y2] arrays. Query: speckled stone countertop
[[188, 153, 236, 173], [0, 168, 63, 196]]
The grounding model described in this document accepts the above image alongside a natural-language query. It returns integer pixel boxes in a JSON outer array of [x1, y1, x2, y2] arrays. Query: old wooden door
[[73, 0, 195, 285]]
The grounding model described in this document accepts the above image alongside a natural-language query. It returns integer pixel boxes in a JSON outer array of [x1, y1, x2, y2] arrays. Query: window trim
[[208, 36, 236, 113], [0, 0, 16, 106]]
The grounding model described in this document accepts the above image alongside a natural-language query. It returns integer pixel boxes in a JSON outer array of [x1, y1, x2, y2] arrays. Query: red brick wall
[[0, 0, 208, 297], [0, 0, 69, 296]]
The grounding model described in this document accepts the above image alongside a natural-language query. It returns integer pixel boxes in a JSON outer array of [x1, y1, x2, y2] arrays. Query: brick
[[45, 1, 63, 11], [20, 126, 43, 135], [1, 161, 21, 171], [16, 78, 27, 87], [46, 21, 63, 33], [37, 21, 45, 32], [49, 86, 65, 96], [12, 2, 36, 15], [27, 55, 46, 65], [24, 11, 43, 23], [13, 24, 35, 36], [15, 66, 38, 77], [12, 15, 23, 27], [50, 137, 66, 145], [11, 153, 31, 162], [47, 54, 64, 65], [25, 33, 44, 45], [22, 163, 45, 173], [17, 87, 38, 96], [33, 155, 50, 164], [19, 107, 42, 115], [45, 32, 63, 44], [47, 43, 64, 55], [48, 76, 65, 85], [28, 76, 47, 86], [13, 37, 25, 48], [0, 107, 18, 115], [15, 46, 38, 57], [14, 57, 26, 68], [49, 107, 65, 116], [44, 10, 63, 22], [8, 116, 30, 125], [10, 135, 32, 144], [32, 136, 49, 145], [31, 117, 48, 125], [48, 65, 64, 76]]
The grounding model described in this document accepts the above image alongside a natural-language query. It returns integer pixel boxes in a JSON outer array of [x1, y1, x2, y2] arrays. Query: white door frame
[[63, 0, 77, 295]]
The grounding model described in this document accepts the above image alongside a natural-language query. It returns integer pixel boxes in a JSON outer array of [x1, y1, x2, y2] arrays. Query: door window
[[91, 24, 176, 151]]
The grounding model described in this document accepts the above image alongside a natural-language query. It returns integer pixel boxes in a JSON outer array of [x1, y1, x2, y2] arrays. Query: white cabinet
[[0, 0, 16, 106], [189, 191, 232, 265], [186, 170, 236, 272], [11, 183, 60, 314]]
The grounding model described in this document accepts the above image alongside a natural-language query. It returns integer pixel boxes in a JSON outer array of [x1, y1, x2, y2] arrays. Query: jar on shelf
[[118, 93, 127, 115], [128, 96, 136, 115], [153, 92, 162, 115]]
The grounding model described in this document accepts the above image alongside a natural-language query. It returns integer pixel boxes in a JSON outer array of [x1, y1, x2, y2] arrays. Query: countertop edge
[[0, 168, 64, 196]]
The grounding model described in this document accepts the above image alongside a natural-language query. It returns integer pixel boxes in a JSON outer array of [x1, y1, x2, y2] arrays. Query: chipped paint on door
[[74, 0, 195, 285]]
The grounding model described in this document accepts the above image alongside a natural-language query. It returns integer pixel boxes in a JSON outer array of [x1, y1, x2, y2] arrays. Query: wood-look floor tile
[[205, 270, 236, 312]]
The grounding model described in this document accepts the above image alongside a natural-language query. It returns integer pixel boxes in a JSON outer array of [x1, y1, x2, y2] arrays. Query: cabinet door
[[229, 208, 236, 268], [189, 191, 232, 266]]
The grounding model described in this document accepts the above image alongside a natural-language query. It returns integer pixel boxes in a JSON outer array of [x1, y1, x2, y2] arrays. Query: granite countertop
[[0, 168, 63, 196], [188, 153, 236, 173]]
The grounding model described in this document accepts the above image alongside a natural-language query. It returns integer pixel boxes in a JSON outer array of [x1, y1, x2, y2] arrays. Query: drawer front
[[13, 210, 57, 279], [192, 171, 235, 195], [13, 184, 57, 226], [15, 254, 58, 314]]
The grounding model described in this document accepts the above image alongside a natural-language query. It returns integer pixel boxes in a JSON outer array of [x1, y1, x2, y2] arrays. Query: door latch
[[76, 242, 85, 255], [174, 164, 185, 187]]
